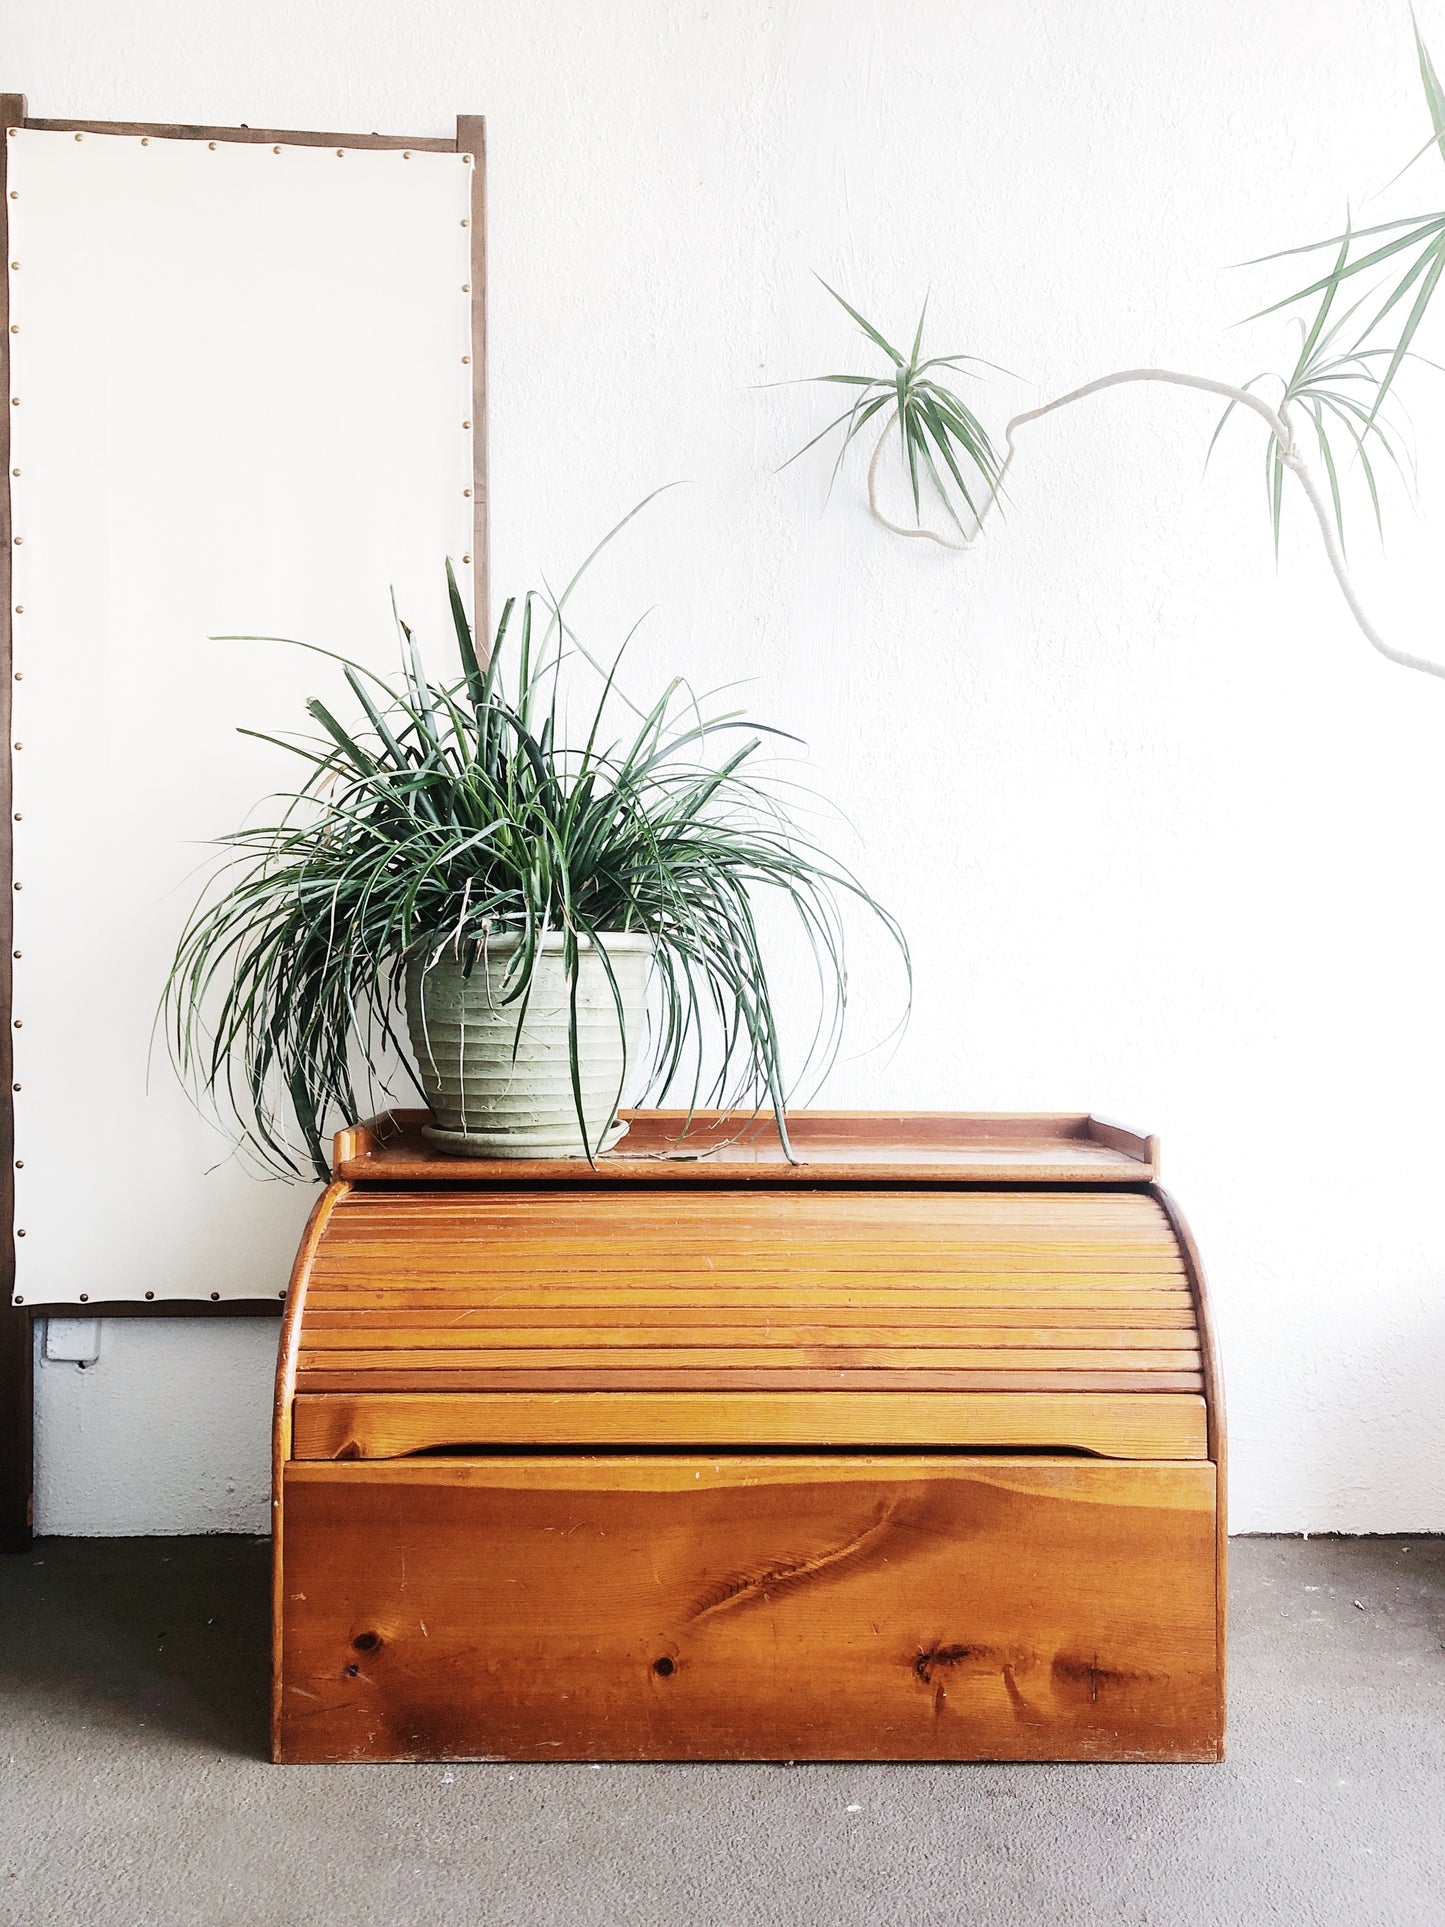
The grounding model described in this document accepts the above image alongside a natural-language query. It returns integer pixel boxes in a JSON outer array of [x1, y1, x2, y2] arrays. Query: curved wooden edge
[[1152, 1183, 1226, 1759], [271, 1180, 349, 1760], [1087, 1114, 1160, 1178]]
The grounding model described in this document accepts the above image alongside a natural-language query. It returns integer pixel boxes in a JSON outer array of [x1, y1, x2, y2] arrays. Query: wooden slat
[[313, 1254, 1185, 1280], [302, 1301, 1196, 1328], [300, 1279, 1194, 1294], [290, 1390, 1211, 1459], [294, 1368, 1207, 1393], [301, 1299, 1198, 1327], [330, 1190, 1170, 1214], [299, 1341, 1201, 1371], [299, 1325, 1201, 1353], [327, 1187, 1179, 1217], [332, 1205, 1172, 1224], [320, 1206, 1178, 1234]]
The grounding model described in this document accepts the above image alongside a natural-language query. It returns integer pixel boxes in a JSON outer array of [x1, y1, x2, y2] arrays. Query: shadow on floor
[[0, 1534, 271, 1759]]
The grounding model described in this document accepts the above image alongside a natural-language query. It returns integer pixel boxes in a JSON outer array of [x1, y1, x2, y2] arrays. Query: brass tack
[[12, 1296, 21, 1305], [336, 148, 345, 157], [463, 488, 472, 498], [9, 261, 17, 269], [11, 1082, 20, 1092], [462, 153, 474, 164], [402, 151, 411, 160], [462, 420, 471, 430], [8, 191, 18, 200], [12, 814, 19, 822], [14, 604, 23, 613], [10, 398, 18, 407], [462, 554, 472, 565], [79, 1292, 88, 1301], [14, 1160, 22, 1170], [9, 324, 17, 334], [11, 947, 18, 956], [273, 145, 281, 154], [12, 742, 21, 750], [210, 1291, 220, 1301], [462, 284, 470, 293], [141, 137, 150, 146], [13, 1019, 21, 1027], [460, 218, 468, 228], [14, 672, 22, 681], [462, 355, 470, 364], [13, 882, 21, 890], [145, 1290, 154, 1300], [12, 534, 22, 543], [5, 127, 14, 137], [74, 132, 83, 142], [208, 141, 217, 150]]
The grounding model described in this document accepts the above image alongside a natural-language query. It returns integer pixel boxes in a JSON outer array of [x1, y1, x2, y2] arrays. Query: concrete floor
[[0, 1537, 1440, 1926]]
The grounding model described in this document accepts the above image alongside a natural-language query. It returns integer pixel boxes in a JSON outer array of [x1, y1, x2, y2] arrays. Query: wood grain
[[293, 1366, 1207, 1394], [275, 1455, 1221, 1763], [290, 1389, 1211, 1460]]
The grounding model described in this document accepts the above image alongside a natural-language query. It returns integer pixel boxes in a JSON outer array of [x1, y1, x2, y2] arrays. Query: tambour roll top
[[278, 1111, 1218, 1464]]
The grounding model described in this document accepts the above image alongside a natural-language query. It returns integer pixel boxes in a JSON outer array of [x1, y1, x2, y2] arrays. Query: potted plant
[[166, 557, 908, 1176]]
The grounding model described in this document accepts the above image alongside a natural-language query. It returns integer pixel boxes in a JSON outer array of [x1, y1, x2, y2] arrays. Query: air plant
[[780, 279, 1006, 541], [1210, 227, 1416, 559], [165, 531, 910, 1180]]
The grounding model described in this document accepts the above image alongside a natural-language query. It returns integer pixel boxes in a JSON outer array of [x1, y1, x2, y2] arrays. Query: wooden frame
[[0, 96, 488, 1550], [334, 1108, 1161, 1186]]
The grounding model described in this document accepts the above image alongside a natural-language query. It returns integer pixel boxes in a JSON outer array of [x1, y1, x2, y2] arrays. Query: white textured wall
[[17, 0, 1445, 1533]]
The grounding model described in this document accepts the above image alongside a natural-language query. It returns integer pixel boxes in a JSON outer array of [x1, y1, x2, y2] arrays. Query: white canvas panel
[[7, 127, 476, 1302]]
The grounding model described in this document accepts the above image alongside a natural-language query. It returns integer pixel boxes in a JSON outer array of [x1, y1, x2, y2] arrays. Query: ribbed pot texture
[[404, 932, 653, 1158]]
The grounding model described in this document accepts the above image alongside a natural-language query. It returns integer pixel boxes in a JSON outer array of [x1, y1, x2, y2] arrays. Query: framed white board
[[3, 110, 486, 1307]]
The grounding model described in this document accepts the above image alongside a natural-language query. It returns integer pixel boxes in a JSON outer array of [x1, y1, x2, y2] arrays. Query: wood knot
[[652, 1656, 676, 1678], [352, 1631, 382, 1652], [914, 1642, 984, 1684]]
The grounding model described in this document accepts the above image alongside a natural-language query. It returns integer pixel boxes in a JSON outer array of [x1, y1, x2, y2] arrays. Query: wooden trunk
[[273, 1111, 1225, 1764]]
